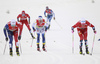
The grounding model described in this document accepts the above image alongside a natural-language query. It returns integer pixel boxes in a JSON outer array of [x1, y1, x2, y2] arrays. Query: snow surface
[[0, 0, 100, 64]]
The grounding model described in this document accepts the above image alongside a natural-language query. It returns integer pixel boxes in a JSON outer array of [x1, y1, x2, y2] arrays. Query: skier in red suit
[[17, 10, 35, 40], [3, 19, 22, 56], [71, 18, 96, 54]]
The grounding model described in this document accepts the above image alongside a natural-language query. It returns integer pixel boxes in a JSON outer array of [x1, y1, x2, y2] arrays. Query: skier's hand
[[5, 37, 8, 41], [33, 29, 36, 32], [72, 30, 74, 33], [45, 26, 47, 32], [71, 27, 74, 33], [45, 30, 47, 32], [54, 17, 55, 20], [18, 35, 21, 40], [29, 21, 30, 24], [30, 33, 35, 39], [33, 36, 36, 39], [94, 30, 96, 34]]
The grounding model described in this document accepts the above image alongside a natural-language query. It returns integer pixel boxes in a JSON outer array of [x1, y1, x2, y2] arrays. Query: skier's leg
[[48, 15, 53, 29], [37, 33, 40, 51], [14, 30, 20, 56], [24, 20, 31, 31], [25, 20, 34, 38], [49, 15, 53, 23], [78, 30, 83, 54], [8, 31, 13, 56], [84, 31, 89, 54], [42, 33, 46, 51], [79, 40, 83, 54]]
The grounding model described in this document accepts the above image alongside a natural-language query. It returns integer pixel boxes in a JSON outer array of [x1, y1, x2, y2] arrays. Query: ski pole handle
[[72, 30, 74, 33], [91, 33, 96, 54]]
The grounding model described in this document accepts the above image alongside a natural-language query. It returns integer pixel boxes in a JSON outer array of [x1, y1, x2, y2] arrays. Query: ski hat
[[22, 10, 25, 14], [38, 16, 43, 20], [11, 19, 16, 27], [46, 6, 49, 10], [80, 18, 86, 24]]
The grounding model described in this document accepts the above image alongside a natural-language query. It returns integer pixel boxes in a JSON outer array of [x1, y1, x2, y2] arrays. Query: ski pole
[[3, 41, 7, 55], [31, 32, 35, 47], [90, 33, 95, 55], [55, 20, 62, 29], [72, 31, 74, 53], [19, 40, 22, 54], [31, 38, 33, 47]]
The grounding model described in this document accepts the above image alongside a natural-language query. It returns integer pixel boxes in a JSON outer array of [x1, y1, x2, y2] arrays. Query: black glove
[[31, 33, 35, 39], [5, 37, 8, 41], [71, 27, 74, 33], [18, 36, 21, 40], [45, 26, 47, 31]]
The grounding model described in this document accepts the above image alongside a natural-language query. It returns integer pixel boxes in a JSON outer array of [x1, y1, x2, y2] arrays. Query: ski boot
[[10, 48, 13, 56], [86, 48, 89, 54], [37, 44, 41, 52], [37, 48, 41, 52], [16, 48, 20, 56], [79, 48, 83, 54], [42, 44, 47, 52]]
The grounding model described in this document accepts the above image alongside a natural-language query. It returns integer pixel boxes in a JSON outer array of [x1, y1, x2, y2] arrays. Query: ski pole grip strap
[[71, 27, 74, 30], [92, 27, 95, 30], [72, 30, 74, 33]]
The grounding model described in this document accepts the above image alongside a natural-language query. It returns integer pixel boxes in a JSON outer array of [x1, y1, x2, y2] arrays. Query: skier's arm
[[17, 22, 22, 36], [72, 22, 80, 29], [32, 22, 36, 31], [86, 21, 94, 28], [44, 11, 46, 17], [45, 22, 48, 32], [29, 18, 30, 24], [86, 21, 96, 33], [3, 24, 9, 41], [17, 15, 20, 22], [27, 14, 30, 24], [51, 10, 55, 20], [71, 22, 80, 33]]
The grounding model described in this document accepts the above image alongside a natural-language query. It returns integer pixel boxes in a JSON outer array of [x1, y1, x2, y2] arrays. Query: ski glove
[[45, 26, 48, 32], [92, 27, 96, 34], [32, 27, 36, 32], [5, 37, 8, 41], [94, 30, 96, 34], [18, 36, 21, 40], [31, 33, 35, 39], [54, 17, 55, 20], [71, 27, 74, 33]]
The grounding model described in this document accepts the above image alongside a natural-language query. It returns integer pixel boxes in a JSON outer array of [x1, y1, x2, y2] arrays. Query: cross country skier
[[3, 19, 22, 56], [17, 10, 35, 40], [71, 18, 96, 54], [44, 6, 55, 29], [32, 16, 48, 52]]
